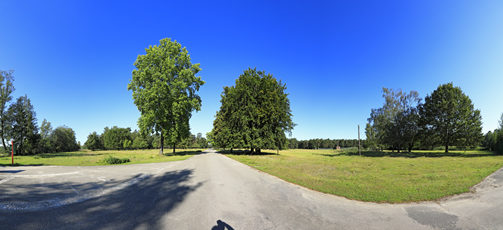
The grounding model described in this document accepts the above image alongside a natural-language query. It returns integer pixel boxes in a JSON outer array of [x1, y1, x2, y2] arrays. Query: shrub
[[104, 155, 130, 164]]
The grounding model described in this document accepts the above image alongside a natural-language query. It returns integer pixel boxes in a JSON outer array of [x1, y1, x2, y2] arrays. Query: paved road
[[0, 149, 502, 230]]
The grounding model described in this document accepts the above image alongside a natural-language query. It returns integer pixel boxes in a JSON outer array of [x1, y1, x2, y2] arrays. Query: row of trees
[[209, 68, 296, 154], [483, 113, 503, 154], [287, 138, 365, 149], [0, 70, 80, 155], [366, 83, 483, 153], [84, 126, 208, 151]]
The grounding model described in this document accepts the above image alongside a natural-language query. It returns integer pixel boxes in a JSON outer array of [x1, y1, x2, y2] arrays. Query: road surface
[[0, 149, 502, 229]]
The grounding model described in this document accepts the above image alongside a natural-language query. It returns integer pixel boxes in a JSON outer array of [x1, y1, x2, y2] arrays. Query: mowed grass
[[0, 148, 205, 166], [223, 149, 503, 203]]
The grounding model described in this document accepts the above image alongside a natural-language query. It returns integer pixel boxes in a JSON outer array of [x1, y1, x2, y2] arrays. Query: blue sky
[[1, 1, 502, 145]]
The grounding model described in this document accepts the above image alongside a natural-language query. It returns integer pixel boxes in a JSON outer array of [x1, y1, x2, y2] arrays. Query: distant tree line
[[0, 69, 80, 155], [482, 113, 503, 154], [287, 138, 365, 149], [366, 83, 483, 153], [84, 126, 208, 151]]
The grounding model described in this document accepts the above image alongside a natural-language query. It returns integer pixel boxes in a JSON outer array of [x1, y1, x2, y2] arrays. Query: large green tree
[[8, 95, 37, 155], [0, 69, 15, 152], [419, 83, 483, 153], [128, 38, 204, 156], [367, 88, 421, 152], [211, 68, 295, 154], [51, 126, 80, 152]]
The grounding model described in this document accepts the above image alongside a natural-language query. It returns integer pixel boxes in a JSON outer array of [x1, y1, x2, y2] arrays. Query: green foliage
[[367, 88, 421, 152], [132, 136, 149, 149], [103, 126, 131, 150], [128, 38, 205, 156], [485, 113, 503, 155], [85, 131, 102, 151], [8, 94, 38, 155], [211, 68, 295, 153], [51, 126, 80, 152], [287, 138, 298, 149], [123, 139, 132, 149], [104, 155, 130, 164], [419, 83, 483, 153], [0, 69, 15, 152], [365, 123, 377, 150], [38, 119, 53, 153], [294, 139, 364, 149]]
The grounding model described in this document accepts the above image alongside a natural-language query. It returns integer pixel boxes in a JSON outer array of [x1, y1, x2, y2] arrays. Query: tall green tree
[[0, 69, 15, 152], [38, 119, 53, 153], [419, 83, 483, 153], [8, 95, 37, 155], [128, 38, 204, 156], [211, 68, 295, 154]]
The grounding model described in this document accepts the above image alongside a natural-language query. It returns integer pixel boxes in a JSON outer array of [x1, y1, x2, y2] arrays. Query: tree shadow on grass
[[0, 169, 203, 230], [320, 150, 497, 158]]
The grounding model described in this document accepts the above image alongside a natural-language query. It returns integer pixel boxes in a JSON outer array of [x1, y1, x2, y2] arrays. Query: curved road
[[0, 149, 502, 229]]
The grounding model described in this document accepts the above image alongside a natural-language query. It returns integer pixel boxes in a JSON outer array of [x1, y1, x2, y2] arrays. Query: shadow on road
[[0, 169, 203, 230], [211, 220, 235, 230], [0, 170, 24, 173]]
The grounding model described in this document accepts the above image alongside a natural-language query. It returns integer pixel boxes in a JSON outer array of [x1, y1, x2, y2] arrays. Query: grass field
[[0, 148, 205, 166], [222, 149, 503, 203]]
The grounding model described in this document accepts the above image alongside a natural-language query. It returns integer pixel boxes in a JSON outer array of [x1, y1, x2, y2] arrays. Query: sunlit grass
[[223, 149, 503, 203], [0, 148, 205, 166]]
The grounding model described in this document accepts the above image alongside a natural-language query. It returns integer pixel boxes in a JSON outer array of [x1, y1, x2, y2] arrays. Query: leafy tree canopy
[[211, 67, 295, 153], [419, 82, 483, 153], [128, 38, 204, 155]]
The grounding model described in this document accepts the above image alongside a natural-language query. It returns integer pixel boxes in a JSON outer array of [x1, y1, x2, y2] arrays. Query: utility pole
[[358, 125, 361, 156]]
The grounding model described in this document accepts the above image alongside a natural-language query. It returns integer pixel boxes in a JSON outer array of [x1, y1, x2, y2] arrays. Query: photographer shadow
[[211, 220, 235, 230]]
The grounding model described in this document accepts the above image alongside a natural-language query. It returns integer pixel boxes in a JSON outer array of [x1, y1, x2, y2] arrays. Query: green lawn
[[223, 149, 503, 203], [0, 148, 205, 166]]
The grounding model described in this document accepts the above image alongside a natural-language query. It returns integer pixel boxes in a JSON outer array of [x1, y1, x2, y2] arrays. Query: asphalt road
[[0, 149, 502, 230]]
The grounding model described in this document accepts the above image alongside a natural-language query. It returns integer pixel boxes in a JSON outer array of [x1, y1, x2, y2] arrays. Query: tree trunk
[[159, 131, 164, 156], [250, 147, 254, 155], [230, 148, 233, 154], [445, 144, 449, 153], [173, 142, 176, 155]]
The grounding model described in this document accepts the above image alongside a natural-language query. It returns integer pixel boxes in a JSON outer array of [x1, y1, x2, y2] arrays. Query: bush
[[104, 155, 130, 164]]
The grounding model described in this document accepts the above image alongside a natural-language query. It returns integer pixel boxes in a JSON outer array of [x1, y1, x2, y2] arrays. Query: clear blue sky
[[1, 1, 502, 145]]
